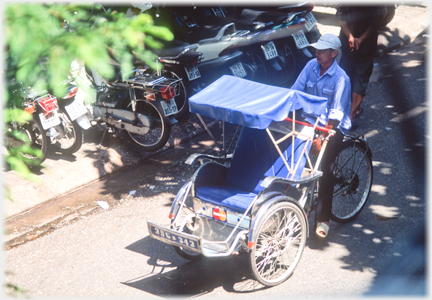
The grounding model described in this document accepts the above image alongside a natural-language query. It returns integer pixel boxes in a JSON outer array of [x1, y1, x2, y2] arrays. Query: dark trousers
[[316, 128, 344, 222]]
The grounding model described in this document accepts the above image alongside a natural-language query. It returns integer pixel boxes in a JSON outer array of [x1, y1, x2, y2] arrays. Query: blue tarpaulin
[[189, 75, 328, 129]]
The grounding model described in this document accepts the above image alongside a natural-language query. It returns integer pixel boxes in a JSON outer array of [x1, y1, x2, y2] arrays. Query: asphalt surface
[[3, 3, 429, 246], [4, 4, 428, 298]]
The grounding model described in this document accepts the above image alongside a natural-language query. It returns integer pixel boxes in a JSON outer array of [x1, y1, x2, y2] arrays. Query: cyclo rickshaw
[[147, 75, 373, 287]]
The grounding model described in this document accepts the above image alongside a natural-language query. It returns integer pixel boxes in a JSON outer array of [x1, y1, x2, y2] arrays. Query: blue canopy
[[189, 75, 328, 129]]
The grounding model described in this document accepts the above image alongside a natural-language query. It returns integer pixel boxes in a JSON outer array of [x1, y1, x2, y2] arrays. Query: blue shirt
[[291, 58, 352, 132]]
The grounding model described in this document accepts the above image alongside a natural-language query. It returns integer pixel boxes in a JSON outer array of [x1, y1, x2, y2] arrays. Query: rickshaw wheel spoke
[[250, 199, 307, 286]]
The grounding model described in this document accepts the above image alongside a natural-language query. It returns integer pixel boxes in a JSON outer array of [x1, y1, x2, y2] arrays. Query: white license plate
[[262, 41, 279, 60], [229, 62, 247, 78], [65, 98, 88, 121], [160, 98, 179, 117], [184, 66, 201, 81], [293, 30, 309, 49], [148, 221, 201, 251], [305, 12, 317, 32], [39, 111, 60, 130]]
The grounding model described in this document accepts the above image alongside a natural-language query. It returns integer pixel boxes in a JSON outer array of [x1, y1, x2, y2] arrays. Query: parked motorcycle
[[53, 83, 90, 154], [141, 3, 320, 118], [232, 4, 320, 87], [5, 86, 61, 166], [70, 60, 182, 152]]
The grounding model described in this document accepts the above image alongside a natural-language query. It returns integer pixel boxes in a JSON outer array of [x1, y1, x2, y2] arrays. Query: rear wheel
[[156, 70, 188, 119], [264, 39, 299, 87], [171, 195, 203, 261], [242, 51, 267, 83], [52, 109, 83, 155], [5, 117, 50, 167], [331, 140, 373, 223], [250, 199, 307, 286], [124, 100, 171, 152]]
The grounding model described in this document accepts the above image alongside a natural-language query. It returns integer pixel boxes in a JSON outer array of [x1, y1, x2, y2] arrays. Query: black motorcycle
[[71, 61, 182, 152], [5, 86, 61, 167]]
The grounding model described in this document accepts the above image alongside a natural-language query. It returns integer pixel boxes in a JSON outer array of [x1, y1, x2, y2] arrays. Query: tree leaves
[[4, 3, 174, 180]]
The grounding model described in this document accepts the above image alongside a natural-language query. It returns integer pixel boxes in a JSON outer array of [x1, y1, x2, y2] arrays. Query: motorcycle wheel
[[155, 70, 188, 119], [242, 51, 267, 83], [5, 118, 50, 167], [124, 100, 171, 152], [265, 39, 300, 87], [52, 109, 84, 155]]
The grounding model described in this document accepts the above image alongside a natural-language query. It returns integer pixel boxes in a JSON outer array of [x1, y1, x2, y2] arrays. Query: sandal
[[316, 222, 330, 238]]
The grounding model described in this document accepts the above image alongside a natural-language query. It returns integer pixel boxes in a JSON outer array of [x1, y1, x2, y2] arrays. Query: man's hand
[[311, 137, 322, 155], [348, 34, 356, 52], [311, 120, 339, 155]]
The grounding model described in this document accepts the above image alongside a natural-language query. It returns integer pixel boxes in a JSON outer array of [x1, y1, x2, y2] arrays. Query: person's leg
[[350, 55, 375, 122], [315, 129, 344, 235], [350, 92, 363, 121]]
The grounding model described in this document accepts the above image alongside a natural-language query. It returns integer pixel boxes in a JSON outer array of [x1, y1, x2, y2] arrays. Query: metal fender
[[169, 181, 193, 221], [75, 114, 91, 130], [357, 137, 373, 158]]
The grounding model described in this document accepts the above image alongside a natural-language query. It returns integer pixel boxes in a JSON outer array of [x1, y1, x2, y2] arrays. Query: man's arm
[[311, 119, 339, 154]]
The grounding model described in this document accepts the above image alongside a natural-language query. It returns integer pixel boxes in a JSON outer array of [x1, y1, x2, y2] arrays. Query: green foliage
[[5, 3, 173, 97], [4, 3, 173, 181]]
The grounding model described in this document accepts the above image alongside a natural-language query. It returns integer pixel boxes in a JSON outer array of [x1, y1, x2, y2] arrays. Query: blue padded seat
[[195, 126, 311, 213]]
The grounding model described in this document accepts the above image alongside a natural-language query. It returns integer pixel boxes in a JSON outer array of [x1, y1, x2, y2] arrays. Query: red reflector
[[25, 106, 35, 114], [67, 87, 79, 98], [168, 213, 175, 219], [145, 91, 156, 102], [38, 96, 58, 113], [160, 86, 175, 100], [248, 241, 255, 249]]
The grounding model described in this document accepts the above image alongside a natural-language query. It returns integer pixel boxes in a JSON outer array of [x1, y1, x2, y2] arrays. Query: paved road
[[4, 5, 428, 298]]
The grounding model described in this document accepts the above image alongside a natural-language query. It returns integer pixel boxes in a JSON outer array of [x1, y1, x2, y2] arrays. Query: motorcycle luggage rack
[[123, 74, 182, 97]]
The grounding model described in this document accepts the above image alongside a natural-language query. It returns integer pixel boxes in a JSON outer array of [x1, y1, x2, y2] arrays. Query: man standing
[[291, 33, 351, 238], [337, 5, 387, 129]]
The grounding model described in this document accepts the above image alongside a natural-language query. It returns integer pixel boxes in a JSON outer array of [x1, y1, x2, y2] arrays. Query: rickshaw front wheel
[[249, 199, 307, 286]]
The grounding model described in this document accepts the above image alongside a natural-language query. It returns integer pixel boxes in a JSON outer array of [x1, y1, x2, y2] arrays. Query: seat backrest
[[224, 126, 310, 194]]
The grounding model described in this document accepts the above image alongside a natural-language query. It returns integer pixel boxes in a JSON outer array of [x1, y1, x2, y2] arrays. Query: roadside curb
[[4, 115, 217, 246], [4, 113, 208, 219]]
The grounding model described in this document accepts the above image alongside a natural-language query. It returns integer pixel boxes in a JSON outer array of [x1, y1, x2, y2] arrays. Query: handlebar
[[284, 117, 331, 134]]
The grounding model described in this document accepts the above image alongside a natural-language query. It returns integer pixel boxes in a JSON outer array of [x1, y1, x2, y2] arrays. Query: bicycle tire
[[249, 198, 307, 286], [330, 139, 373, 223]]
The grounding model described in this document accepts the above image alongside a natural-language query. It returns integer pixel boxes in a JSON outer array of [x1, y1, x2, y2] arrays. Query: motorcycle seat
[[151, 40, 193, 57], [241, 9, 299, 24]]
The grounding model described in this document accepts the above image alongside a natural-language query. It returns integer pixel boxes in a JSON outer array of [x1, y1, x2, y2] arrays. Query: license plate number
[[262, 41, 278, 60], [160, 98, 179, 117], [65, 99, 88, 121], [184, 66, 201, 81], [293, 30, 309, 49], [148, 223, 200, 251], [229, 62, 247, 78], [305, 12, 317, 32], [39, 111, 60, 130]]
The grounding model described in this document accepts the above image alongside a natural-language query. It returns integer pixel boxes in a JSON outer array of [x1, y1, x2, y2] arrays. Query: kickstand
[[98, 127, 115, 148]]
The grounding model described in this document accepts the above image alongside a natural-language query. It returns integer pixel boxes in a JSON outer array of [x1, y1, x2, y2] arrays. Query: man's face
[[315, 49, 337, 65]]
